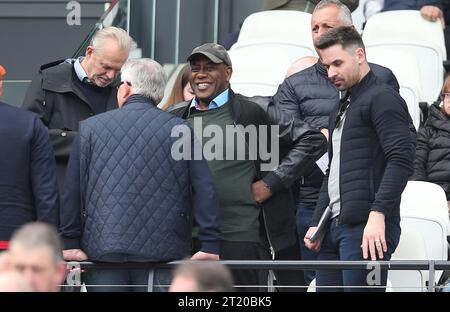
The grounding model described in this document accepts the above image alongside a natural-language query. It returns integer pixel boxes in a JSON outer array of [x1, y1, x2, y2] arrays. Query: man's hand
[[252, 180, 273, 205], [362, 211, 386, 260], [420, 5, 445, 28], [191, 251, 219, 260], [63, 249, 88, 261], [304, 227, 322, 252]]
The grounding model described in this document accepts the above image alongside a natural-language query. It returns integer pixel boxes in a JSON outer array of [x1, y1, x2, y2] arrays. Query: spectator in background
[[412, 75, 450, 213], [171, 43, 327, 291], [61, 58, 220, 292], [222, 0, 360, 50], [304, 26, 416, 292], [0, 271, 34, 292], [161, 64, 195, 111], [0, 64, 5, 98], [262, 0, 359, 12], [0, 71, 58, 251], [272, 0, 400, 286], [169, 261, 234, 292], [22, 27, 136, 192], [8, 222, 66, 292]]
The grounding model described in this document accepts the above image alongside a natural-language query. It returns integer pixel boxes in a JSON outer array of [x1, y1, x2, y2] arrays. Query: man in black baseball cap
[[171, 42, 326, 292]]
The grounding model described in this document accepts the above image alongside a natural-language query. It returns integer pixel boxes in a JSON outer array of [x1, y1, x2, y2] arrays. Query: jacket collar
[[122, 94, 157, 108], [40, 59, 117, 113], [179, 89, 240, 121], [316, 61, 328, 77], [348, 69, 375, 102]]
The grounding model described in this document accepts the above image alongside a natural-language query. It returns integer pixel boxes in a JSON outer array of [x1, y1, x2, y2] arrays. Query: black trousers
[[220, 240, 271, 292]]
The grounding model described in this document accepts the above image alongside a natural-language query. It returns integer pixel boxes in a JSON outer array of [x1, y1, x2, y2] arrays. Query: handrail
[[71, 0, 121, 58]]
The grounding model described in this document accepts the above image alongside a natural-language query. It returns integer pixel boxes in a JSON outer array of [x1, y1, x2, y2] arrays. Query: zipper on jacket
[[234, 120, 275, 254]]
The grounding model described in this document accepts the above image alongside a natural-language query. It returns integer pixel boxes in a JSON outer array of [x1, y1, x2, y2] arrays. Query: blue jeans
[[316, 216, 401, 292], [296, 201, 318, 286], [83, 267, 172, 292]]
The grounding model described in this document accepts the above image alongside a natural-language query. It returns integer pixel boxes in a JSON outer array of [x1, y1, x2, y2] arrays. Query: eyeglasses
[[117, 80, 131, 90], [334, 97, 351, 129], [440, 93, 450, 101]]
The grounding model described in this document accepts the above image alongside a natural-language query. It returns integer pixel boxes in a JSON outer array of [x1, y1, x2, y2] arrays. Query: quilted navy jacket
[[60, 95, 220, 262]]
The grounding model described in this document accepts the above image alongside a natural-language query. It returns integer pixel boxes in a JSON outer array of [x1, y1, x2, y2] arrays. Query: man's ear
[[356, 47, 366, 64], [225, 66, 233, 83], [85, 46, 94, 58]]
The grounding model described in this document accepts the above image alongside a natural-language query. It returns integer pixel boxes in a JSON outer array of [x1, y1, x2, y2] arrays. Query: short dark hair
[[315, 26, 365, 52]]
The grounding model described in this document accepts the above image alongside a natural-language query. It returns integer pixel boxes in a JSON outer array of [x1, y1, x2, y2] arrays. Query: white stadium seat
[[363, 10, 446, 104]]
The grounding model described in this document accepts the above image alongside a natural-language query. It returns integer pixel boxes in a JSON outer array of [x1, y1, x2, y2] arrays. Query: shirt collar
[[74, 57, 91, 83], [188, 88, 230, 115]]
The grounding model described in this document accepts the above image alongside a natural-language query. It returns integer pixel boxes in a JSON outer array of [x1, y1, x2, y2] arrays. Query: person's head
[[285, 56, 319, 78], [8, 222, 66, 292], [187, 43, 233, 108], [82, 27, 136, 87], [440, 75, 450, 116], [315, 26, 369, 91], [117, 58, 167, 107], [0, 271, 34, 292], [169, 261, 234, 292], [161, 64, 194, 110], [0, 64, 6, 98], [311, 0, 353, 45]]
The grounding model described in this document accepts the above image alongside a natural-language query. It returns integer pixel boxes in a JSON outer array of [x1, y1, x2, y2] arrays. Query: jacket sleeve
[[411, 127, 430, 181], [272, 78, 303, 121], [418, 0, 443, 10], [22, 70, 76, 165], [188, 131, 220, 255], [31, 116, 59, 227], [311, 163, 331, 226], [22, 71, 51, 127], [262, 101, 328, 193], [59, 135, 82, 249], [370, 90, 417, 216]]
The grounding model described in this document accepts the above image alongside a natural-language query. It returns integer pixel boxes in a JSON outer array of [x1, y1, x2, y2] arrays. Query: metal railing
[[64, 260, 450, 292]]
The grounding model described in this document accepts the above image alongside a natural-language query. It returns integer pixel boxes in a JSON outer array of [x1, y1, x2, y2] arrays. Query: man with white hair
[[60, 58, 220, 292], [23, 27, 136, 191]]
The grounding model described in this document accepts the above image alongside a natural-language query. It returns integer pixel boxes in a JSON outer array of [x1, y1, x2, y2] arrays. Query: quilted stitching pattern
[[80, 103, 192, 262]]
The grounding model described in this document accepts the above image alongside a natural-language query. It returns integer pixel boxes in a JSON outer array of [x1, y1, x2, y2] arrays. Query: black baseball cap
[[187, 43, 232, 66]]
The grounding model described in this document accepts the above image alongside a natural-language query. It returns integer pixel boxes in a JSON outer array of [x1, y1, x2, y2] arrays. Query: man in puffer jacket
[[272, 0, 400, 286], [412, 77, 450, 213]]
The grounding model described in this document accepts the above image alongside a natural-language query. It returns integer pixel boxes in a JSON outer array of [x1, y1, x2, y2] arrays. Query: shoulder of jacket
[[39, 59, 71, 72]]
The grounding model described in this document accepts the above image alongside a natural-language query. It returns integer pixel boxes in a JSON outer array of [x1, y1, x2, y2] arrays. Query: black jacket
[[172, 91, 327, 251], [22, 59, 118, 190], [273, 61, 400, 203], [0, 102, 59, 241], [312, 71, 416, 226], [412, 104, 450, 200]]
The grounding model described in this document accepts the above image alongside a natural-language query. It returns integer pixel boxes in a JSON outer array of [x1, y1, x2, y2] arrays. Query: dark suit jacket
[[0, 101, 59, 241]]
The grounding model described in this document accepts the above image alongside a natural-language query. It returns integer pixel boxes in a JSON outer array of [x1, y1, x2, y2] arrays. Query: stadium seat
[[362, 10, 446, 104], [388, 228, 428, 292], [229, 47, 300, 96], [399, 181, 450, 286], [232, 10, 315, 54], [365, 48, 422, 129]]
